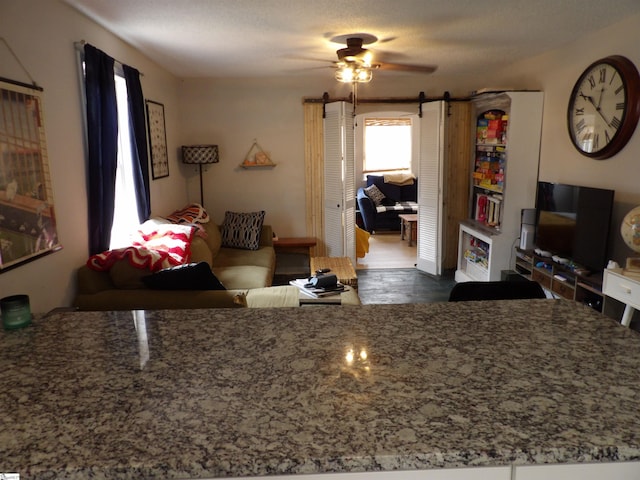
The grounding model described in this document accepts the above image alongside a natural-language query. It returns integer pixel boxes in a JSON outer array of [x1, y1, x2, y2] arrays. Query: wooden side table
[[273, 237, 316, 256], [398, 213, 418, 247], [273, 237, 317, 276]]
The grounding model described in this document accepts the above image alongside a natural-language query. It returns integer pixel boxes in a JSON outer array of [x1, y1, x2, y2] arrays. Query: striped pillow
[[363, 184, 386, 206], [221, 211, 266, 250]]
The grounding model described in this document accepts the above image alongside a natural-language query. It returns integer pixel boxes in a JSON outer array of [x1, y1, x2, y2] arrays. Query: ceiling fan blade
[[378, 62, 437, 74], [283, 54, 334, 64]]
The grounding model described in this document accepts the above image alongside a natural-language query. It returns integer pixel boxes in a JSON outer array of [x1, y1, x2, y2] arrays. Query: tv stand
[[515, 248, 605, 311]]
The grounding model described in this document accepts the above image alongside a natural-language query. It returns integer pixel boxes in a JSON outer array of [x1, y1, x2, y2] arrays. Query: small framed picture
[[146, 100, 169, 179]]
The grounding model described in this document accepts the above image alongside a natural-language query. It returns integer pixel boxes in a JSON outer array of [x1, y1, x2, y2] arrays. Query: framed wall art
[[0, 77, 62, 272], [146, 99, 169, 179]]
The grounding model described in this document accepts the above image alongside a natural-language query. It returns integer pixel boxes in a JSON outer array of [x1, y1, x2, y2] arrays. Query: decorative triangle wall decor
[[241, 139, 276, 168]]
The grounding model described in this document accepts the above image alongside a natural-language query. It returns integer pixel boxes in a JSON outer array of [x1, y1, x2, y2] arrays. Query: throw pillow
[[142, 262, 225, 290], [364, 184, 386, 206], [221, 210, 265, 250]]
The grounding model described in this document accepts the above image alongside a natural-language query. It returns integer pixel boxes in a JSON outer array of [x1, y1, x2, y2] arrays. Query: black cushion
[[142, 262, 225, 290]]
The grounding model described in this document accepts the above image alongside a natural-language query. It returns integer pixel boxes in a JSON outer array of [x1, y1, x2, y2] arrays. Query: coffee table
[[310, 256, 358, 288], [299, 256, 360, 305]]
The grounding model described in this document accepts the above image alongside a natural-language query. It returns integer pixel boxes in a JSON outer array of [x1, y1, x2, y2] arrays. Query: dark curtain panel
[[84, 44, 118, 255], [123, 65, 151, 222]]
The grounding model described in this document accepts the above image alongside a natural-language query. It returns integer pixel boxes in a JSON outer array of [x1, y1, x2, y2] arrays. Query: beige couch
[[73, 222, 300, 310]]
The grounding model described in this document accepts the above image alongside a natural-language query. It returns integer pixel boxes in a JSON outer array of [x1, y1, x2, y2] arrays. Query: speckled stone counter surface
[[2, 299, 640, 479]]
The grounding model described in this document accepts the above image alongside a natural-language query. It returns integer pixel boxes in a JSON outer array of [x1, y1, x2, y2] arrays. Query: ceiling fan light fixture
[[335, 64, 372, 83], [361, 51, 373, 66]]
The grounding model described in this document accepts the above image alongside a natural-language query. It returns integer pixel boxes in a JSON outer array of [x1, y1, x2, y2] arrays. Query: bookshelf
[[455, 91, 543, 282]]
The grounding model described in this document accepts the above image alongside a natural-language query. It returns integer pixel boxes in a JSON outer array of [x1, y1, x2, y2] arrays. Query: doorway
[[356, 231, 417, 269], [353, 108, 420, 270]]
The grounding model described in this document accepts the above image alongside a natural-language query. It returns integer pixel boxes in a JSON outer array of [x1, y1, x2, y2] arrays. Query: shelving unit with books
[[455, 91, 544, 282]]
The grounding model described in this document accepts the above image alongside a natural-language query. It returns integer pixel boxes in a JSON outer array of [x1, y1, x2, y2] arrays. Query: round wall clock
[[567, 55, 640, 159]]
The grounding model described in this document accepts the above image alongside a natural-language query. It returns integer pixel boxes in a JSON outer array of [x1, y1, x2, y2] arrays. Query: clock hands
[[596, 87, 605, 109], [579, 90, 612, 127]]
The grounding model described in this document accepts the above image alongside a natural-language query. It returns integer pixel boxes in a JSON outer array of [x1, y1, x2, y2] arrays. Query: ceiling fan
[[331, 34, 437, 82]]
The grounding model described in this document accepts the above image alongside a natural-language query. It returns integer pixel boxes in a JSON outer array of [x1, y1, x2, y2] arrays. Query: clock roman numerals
[[599, 68, 607, 83], [610, 116, 622, 129]]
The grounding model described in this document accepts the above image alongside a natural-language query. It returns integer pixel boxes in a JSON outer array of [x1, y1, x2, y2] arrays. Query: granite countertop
[[1, 300, 640, 479]]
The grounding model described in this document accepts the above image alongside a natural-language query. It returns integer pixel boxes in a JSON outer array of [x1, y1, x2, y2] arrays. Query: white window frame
[[362, 117, 412, 174]]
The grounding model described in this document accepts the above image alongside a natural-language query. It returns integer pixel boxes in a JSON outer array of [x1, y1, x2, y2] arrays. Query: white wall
[[0, 0, 186, 313]]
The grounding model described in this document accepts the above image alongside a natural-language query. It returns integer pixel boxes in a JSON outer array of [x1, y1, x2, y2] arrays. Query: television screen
[[535, 182, 614, 272]]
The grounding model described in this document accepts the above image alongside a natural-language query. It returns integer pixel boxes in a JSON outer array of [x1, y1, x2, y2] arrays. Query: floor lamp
[[181, 145, 219, 207]]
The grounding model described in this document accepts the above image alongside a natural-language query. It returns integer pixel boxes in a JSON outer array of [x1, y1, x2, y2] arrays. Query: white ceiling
[[64, 0, 640, 79]]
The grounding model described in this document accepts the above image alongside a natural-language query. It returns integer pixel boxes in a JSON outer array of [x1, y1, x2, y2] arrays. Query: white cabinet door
[[229, 466, 511, 480], [515, 462, 640, 480]]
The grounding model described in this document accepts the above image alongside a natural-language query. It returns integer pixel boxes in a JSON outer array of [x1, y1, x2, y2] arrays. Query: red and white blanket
[[87, 223, 196, 272]]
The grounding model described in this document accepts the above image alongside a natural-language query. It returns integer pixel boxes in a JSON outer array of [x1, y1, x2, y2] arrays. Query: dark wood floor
[[356, 268, 456, 304]]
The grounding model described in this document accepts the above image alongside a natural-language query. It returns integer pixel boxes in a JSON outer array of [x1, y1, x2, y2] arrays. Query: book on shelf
[[289, 278, 347, 298]]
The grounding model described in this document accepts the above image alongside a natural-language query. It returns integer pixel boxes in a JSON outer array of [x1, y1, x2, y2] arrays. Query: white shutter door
[[343, 110, 356, 265], [324, 102, 345, 257], [416, 101, 444, 275]]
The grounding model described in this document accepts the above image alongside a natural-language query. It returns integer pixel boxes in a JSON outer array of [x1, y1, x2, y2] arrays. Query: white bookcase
[[455, 91, 543, 282]]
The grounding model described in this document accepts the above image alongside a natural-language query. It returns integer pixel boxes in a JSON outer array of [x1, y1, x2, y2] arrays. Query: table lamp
[[181, 145, 219, 207]]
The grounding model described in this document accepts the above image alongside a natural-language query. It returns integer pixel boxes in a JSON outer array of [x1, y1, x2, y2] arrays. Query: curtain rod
[[303, 91, 469, 105], [305, 91, 469, 117], [74, 40, 145, 76]]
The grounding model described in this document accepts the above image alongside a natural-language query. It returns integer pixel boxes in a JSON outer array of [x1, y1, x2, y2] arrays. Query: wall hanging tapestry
[[0, 78, 62, 272], [146, 100, 169, 179]]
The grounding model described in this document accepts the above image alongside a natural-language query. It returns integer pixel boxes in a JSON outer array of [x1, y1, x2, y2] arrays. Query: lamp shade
[[182, 145, 219, 164]]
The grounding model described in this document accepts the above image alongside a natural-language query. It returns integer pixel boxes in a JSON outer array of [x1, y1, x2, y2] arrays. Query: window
[[109, 72, 141, 249], [363, 117, 412, 174], [80, 43, 150, 255]]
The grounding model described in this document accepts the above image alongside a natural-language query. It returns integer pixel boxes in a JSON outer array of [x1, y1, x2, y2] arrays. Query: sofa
[[73, 218, 301, 310], [356, 174, 418, 233]]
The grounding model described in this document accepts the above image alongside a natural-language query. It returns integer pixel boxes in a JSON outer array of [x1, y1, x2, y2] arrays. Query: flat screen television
[[535, 181, 614, 272]]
